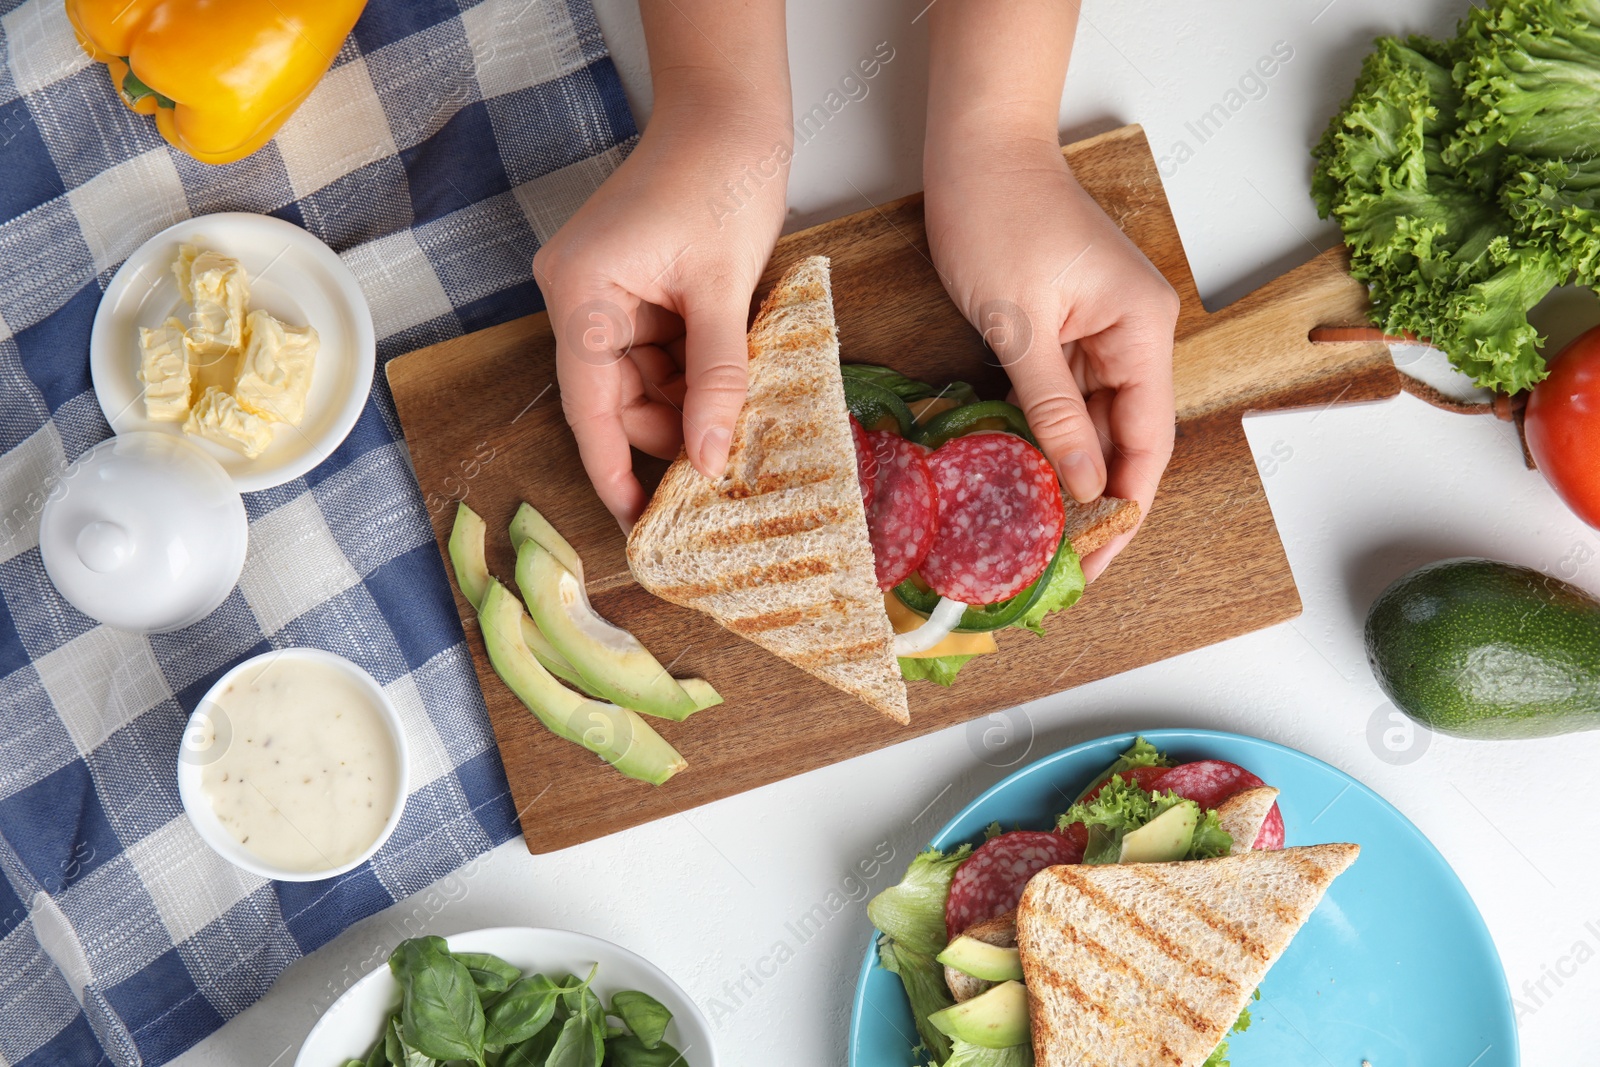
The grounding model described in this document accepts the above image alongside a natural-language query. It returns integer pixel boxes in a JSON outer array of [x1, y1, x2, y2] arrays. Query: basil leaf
[[500, 1016, 563, 1067], [609, 991, 672, 1049], [393, 941, 486, 1065], [482, 974, 560, 1047], [602, 1035, 688, 1067], [364, 1032, 388, 1067], [384, 1017, 404, 1064], [389, 937, 452, 979], [387, 1019, 439, 1067], [544, 1010, 604, 1067], [454, 952, 522, 998]]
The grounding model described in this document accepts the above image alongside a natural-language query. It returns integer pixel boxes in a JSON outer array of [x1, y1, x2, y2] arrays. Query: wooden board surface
[[387, 125, 1397, 854]]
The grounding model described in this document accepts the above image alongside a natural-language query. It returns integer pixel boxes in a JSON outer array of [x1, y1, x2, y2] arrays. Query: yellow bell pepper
[[65, 0, 368, 165]]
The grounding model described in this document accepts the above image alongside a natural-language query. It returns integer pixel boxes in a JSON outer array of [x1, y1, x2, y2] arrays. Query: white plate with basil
[[296, 927, 716, 1067]]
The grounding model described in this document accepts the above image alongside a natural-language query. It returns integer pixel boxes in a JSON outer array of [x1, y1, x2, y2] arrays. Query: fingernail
[[702, 426, 732, 477], [1061, 450, 1098, 504]]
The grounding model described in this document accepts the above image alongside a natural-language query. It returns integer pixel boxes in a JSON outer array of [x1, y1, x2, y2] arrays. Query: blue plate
[[849, 729, 1517, 1066]]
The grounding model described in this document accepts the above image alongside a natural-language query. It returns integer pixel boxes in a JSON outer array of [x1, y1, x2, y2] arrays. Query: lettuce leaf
[[878, 938, 957, 1066], [1064, 737, 1174, 809], [1097, 736, 1170, 781], [1190, 807, 1234, 861], [1060, 776, 1191, 864], [943, 1039, 1035, 1066], [1016, 546, 1084, 635], [868, 845, 971, 957], [899, 655, 976, 686], [1310, 2, 1600, 394], [1059, 775, 1233, 864], [1200, 992, 1258, 1067], [869, 846, 973, 1064]]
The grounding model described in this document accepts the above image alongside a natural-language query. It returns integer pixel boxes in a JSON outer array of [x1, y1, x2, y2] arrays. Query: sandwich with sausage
[[866, 738, 1359, 1067], [626, 256, 1138, 724]]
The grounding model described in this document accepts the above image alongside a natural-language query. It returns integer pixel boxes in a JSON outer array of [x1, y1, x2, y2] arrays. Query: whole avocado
[[1365, 558, 1600, 739]]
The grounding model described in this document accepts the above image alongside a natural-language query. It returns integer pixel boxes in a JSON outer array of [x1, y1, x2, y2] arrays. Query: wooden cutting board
[[387, 124, 1397, 854]]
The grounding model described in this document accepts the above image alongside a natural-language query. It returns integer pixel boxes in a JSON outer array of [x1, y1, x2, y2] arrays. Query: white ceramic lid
[[40, 432, 247, 633]]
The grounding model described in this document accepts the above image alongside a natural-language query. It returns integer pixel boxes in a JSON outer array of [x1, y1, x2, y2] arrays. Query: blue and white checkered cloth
[[0, 1, 637, 1062]]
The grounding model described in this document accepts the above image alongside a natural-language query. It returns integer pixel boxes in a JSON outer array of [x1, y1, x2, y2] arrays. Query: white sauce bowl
[[177, 648, 409, 882]]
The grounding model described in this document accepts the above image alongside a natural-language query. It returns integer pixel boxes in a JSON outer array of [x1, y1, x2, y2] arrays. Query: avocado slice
[[478, 581, 686, 785], [509, 502, 585, 581], [448, 503, 492, 608], [1366, 557, 1600, 739], [1119, 800, 1198, 863], [936, 936, 1024, 983], [447, 503, 599, 696], [927, 980, 1029, 1049], [678, 677, 723, 711], [516, 540, 702, 720], [506, 503, 722, 711]]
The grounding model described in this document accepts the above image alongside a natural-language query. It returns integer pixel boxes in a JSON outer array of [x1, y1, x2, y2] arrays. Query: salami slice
[[850, 416, 878, 514], [919, 432, 1066, 605], [864, 431, 938, 590], [1253, 805, 1286, 850], [1151, 760, 1258, 810], [1155, 760, 1284, 851], [945, 830, 1082, 939]]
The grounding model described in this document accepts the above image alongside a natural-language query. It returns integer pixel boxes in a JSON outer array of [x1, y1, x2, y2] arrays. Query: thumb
[[1018, 376, 1106, 504], [680, 295, 751, 478], [994, 307, 1107, 503]]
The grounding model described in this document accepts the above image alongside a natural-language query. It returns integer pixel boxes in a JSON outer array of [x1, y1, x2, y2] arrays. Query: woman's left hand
[[924, 131, 1179, 581]]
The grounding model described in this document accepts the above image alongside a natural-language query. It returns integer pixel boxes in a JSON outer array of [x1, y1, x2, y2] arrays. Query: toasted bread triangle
[[626, 256, 908, 723], [1017, 843, 1358, 1067]]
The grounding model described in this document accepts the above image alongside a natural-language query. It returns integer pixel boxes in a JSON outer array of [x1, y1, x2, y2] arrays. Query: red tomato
[[1526, 326, 1600, 528], [1077, 764, 1172, 804]]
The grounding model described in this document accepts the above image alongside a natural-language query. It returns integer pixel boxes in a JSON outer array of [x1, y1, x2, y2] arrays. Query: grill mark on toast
[[649, 557, 832, 601], [1042, 895, 1220, 1040], [690, 507, 845, 550], [1152, 877, 1272, 962], [1055, 867, 1241, 993], [723, 597, 851, 634], [721, 468, 836, 500], [786, 637, 891, 669], [1041, 969, 1111, 1025]]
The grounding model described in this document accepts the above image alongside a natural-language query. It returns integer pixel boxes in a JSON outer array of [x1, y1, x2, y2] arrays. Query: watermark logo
[[1157, 41, 1296, 177], [966, 708, 1034, 769], [563, 299, 632, 368], [1514, 920, 1600, 1022], [1365, 701, 1430, 766], [704, 840, 896, 1028], [975, 299, 1033, 367], [179, 702, 232, 767]]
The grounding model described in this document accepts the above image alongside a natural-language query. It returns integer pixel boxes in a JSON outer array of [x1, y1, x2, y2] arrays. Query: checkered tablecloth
[[0, 1, 637, 1062]]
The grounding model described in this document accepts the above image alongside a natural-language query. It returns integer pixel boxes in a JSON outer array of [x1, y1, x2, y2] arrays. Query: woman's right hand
[[534, 92, 792, 527]]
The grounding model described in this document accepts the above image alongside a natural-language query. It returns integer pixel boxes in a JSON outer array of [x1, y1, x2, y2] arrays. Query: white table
[[180, 3, 1600, 1064]]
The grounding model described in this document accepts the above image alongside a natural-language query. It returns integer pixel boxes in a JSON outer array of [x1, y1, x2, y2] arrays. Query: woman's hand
[[924, 0, 1178, 581], [924, 134, 1178, 581], [533, 0, 791, 526]]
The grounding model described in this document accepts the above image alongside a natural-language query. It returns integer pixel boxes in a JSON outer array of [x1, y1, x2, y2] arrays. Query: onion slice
[[892, 597, 969, 656]]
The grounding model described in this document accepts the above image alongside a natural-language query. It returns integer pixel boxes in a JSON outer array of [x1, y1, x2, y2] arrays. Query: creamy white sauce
[[199, 657, 400, 872]]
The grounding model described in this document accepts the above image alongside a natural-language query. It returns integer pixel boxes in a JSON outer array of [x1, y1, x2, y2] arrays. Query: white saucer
[[90, 213, 376, 493], [294, 927, 719, 1067]]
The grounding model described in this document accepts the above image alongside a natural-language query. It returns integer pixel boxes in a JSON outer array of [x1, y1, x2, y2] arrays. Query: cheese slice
[[234, 309, 319, 425], [185, 386, 276, 458], [137, 317, 193, 421], [883, 592, 998, 659]]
